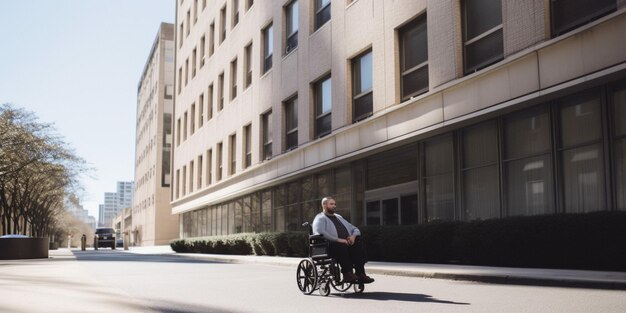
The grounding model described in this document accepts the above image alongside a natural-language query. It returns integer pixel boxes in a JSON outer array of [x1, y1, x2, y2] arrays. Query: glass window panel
[[366, 144, 418, 190], [261, 190, 272, 232], [274, 207, 285, 232], [302, 200, 318, 224], [317, 171, 331, 198], [560, 91, 602, 148], [335, 166, 351, 195], [506, 155, 554, 216], [321, 78, 332, 114], [286, 98, 298, 131], [465, 29, 503, 73], [551, 0, 616, 36], [366, 201, 380, 225], [287, 1, 299, 35], [462, 122, 497, 168], [382, 198, 399, 225], [504, 106, 551, 159], [464, 0, 502, 40], [287, 204, 301, 231], [424, 135, 453, 176], [400, 194, 418, 225], [265, 24, 273, 55], [562, 144, 605, 213], [463, 165, 500, 220], [353, 92, 373, 121], [425, 174, 454, 222], [615, 139, 626, 211], [614, 85, 626, 137], [354, 51, 372, 95], [402, 65, 429, 100], [401, 17, 428, 71], [316, 114, 331, 137]]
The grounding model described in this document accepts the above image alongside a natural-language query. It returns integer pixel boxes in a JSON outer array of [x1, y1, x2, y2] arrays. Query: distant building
[[173, 0, 626, 237], [98, 181, 135, 228], [132, 22, 178, 245]]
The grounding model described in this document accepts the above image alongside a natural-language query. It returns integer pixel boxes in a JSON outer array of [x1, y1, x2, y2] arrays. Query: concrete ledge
[[0, 237, 49, 260]]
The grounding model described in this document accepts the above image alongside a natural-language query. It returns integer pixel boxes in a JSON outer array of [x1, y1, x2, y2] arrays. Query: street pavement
[[0, 247, 624, 313], [130, 245, 626, 290]]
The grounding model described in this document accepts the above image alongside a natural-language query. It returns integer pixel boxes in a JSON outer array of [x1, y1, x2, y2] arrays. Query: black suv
[[94, 227, 116, 250]]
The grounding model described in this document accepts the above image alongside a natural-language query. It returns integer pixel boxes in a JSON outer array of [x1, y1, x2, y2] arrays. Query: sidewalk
[[124, 245, 626, 290]]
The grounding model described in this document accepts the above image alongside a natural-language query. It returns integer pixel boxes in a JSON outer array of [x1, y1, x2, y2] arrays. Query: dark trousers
[[329, 238, 366, 275]]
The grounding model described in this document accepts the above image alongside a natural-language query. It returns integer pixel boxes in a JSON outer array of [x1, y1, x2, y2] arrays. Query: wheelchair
[[296, 222, 365, 296]]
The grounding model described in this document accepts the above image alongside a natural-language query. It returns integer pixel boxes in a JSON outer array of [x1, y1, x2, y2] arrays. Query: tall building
[[98, 181, 135, 228], [172, 0, 626, 238], [132, 22, 178, 245]]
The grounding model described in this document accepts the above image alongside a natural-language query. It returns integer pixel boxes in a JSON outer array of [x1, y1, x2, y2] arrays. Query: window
[[462, 0, 503, 74], [176, 169, 180, 198], [182, 165, 187, 196], [206, 149, 213, 185], [218, 72, 224, 111], [461, 122, 500, 220], [263, 23, 273, 74], [209, 21, 215, 56], [198, 93, 204, 127], [208, 83, 214, 119], [202, 0, 206, 10], [186, 10, 191, 36], [284, 97, 298, 151], [230, 134, 237, 175], [314, 0, 331, 31], [193, 0, 198, 23], [192, 48, 197, 78], [190, 103, 196, 135], [178, 67, 182, 93], [200, 35, 206, 67], [179, 23, 184, 47], [232, 0, 239, 28], [183, 111, 188, 141], [504, 106, 554, 216], [423, 135, 454, 222], [314, 76, 331, 138], [400, 15, 428, 101], [231, 58, 238, 101], [550, 0, 616, 37], [262, 111, 273, 160], [613, 83, 626, 210], [558, 90, 605, 213], [220, 6, 227, 44], [352, 49, 373, 122], [244, 43, 252, 88], [185, 58, 189, 86], [246, 0, 254, 11], [189, 161, 194, 193], [285, 1, 299, 54], [217, 142, 223, 181], [198, 155, 203, 189], [244, 124, 252, 168], [176, 118, 181, 146]]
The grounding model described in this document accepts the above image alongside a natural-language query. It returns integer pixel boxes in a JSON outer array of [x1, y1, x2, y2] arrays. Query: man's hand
[[338, 238, 349, 245], [346, 235, 357, 246]]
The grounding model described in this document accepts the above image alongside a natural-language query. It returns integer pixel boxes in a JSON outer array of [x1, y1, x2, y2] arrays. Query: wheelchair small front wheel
[[330, 279, 352, 292], [319, 281, 331, 296], [353, 283, 364, 294], [296, 259, 318, 295]]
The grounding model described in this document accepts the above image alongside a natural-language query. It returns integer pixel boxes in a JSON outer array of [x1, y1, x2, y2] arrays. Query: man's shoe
[[357, 273, 375, 284], [341, 272, 358, 283]]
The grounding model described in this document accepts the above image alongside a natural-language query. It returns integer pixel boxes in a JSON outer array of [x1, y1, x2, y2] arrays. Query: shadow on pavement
[[70, 250, 227, 264], [338, 291, 470, 305]]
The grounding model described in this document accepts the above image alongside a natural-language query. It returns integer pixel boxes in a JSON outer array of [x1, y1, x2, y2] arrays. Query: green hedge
[[361, 211, 626, 271], [171, 212, 626, 271], [170, 232, 308, 257]]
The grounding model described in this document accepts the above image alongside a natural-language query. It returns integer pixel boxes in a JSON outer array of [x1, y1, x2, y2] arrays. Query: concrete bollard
[[80, 234, 86, 251]]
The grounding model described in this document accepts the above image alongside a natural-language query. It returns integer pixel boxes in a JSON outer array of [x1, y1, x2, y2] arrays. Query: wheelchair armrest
[[309, 234, 325, 240]]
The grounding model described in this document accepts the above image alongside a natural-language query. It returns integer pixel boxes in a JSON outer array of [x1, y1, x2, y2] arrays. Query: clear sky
[[0, 1, 175, 222]]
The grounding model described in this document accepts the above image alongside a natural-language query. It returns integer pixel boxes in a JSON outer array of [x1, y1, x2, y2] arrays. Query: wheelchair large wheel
[[296, 259, 318, 295]]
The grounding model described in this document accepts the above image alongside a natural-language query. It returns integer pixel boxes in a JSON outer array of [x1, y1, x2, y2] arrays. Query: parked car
[[94, 227, 116, 250]]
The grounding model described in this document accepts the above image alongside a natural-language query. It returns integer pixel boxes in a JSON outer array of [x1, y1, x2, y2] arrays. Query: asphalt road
[[0, 249, 624, 313]]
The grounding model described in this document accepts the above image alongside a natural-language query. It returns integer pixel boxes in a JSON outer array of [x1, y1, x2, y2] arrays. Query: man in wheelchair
[[312, 196, 375, 284]]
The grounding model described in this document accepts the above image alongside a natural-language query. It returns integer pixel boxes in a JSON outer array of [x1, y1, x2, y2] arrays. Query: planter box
[[0, 237, 49, 260]]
